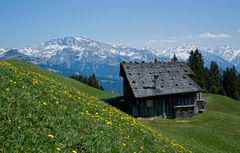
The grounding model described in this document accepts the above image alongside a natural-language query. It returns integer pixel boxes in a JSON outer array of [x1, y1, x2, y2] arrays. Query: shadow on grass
[[101, 96, 131, 115]]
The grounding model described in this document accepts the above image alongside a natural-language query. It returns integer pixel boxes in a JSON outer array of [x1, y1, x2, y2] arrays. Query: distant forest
[[175, 49, 240, 100], [70, 73, 104, 91]]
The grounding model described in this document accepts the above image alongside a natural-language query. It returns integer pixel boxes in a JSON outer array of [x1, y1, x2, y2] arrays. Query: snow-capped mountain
[[1, 36, 240, 93], [0, 48, 7, 55], [154, 45, 235, 70], [213, 45, 240, 61]]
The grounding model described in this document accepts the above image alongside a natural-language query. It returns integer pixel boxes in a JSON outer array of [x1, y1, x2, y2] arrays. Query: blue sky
[[0, 0, 240, 49]]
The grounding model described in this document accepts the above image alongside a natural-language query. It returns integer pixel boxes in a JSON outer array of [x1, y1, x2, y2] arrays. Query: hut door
[[146, 100, 154, 117]]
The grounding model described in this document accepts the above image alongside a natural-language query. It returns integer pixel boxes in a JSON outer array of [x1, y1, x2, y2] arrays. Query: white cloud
[[197, 32, 232, 39], [186, 35, 193, 39], [147, 39, 176, 43], [160, 39, 176, 43], [148, 39, 157, 43]]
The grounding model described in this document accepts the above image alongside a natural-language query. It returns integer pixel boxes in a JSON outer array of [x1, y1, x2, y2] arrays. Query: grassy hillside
[[142, 93, 240, 153], [7, 59, 116, 99], [0, 59, 187, 153]]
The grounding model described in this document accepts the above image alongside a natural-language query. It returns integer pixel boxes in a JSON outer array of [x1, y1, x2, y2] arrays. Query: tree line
[[172, 49, 240, 100], [70, 73, 104, 91]]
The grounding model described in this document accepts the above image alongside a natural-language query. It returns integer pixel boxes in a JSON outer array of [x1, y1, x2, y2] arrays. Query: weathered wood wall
[[123, 78, 137, 115], [131, 93, 197, 118]]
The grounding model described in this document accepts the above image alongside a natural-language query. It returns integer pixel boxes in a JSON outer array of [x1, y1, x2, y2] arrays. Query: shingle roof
[[120, 61, 203, 98]]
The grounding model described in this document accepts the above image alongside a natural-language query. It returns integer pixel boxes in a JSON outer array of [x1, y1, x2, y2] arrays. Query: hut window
[[197, 92, 203, 100], [200, 92, 203, 99], [146, 100, 153, 107]]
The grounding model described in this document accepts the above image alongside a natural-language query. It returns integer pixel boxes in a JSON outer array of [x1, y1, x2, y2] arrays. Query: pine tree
[[100, 85, 104, 91], [70, 73, 104, 91], [89, 73, 99, 88], [209, 61, 225, 94], [171, 54, 178, 62], [222, 67, 239, 99], [187, 49, 207, 89]]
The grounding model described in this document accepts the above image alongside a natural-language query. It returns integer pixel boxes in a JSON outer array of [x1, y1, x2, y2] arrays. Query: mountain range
[[1, 36, 240, 93]]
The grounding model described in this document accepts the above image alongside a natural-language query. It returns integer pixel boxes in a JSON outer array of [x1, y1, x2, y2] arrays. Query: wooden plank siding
[[132, 93, 197, 118]]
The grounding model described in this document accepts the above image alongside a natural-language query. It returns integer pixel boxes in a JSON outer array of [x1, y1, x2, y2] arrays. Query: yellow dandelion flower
[[106, 121, 112, 125], [56, 147, 61, 151], [43, 102, 47, 106], [47, 134, 54, 139], [72, 150, 77, 153]]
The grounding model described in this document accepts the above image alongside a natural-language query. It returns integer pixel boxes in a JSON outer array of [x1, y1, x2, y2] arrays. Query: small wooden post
[[162, 98, 166, 119]]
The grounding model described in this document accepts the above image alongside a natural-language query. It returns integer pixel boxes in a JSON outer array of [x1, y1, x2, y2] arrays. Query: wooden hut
[[120, 61, 205, 118]]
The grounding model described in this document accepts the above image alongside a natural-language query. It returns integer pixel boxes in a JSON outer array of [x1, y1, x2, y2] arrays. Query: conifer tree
[[187, 49, 208, 89], [209, 61, 225, 94], [70, 73, 104, 91], [222, 67, 239, 99], [171, 54, 178, 62], [89, 73, 99, 89]]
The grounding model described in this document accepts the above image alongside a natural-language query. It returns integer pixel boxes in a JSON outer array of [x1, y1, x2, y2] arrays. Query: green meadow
[[1, 59, 240, 153], [142, 93, 240, 153], [0, 59, 186, 153]]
